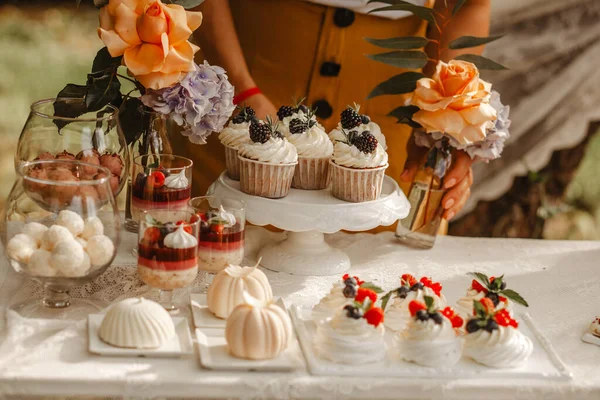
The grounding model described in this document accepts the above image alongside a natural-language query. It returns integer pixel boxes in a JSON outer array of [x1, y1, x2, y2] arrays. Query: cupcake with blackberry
[[219, 106, 256, 180], [277, 98, 325, 137], [396, 297, 464, 367], [329, 104, 387, 150], [381, 274, 447, 332], [464, 298, 533, 368], [282, 107, 333, 190], [330, 127, 388, 203], [238, 116, 298, 198]]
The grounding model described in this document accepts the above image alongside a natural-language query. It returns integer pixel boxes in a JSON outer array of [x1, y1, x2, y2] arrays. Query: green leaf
[[91, 47, 122, 74], [360, 282, 384, 294], [54, 84, 88, 130], [500, 289, 529, 307], [380, 291, 393, 311], [368, 5, 435, 24], [164, 0, 205, 8], [452, 0, 469, 15], [467, 272, 491, 288], [455, 54, 508, 70], [387, 105, 421, 128], [365, 36, 429, 50], [473, 300, 487, 318], [424, 295, 434, 310], [448, 35, 504, 50], [368, 72, 424, 99], [366, 51, 428, 69], [119, 97, 145, 145], [85, 72, 121, 112]]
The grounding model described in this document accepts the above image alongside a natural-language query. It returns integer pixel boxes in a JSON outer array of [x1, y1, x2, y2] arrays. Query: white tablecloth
[[0, 227, 599, 399]]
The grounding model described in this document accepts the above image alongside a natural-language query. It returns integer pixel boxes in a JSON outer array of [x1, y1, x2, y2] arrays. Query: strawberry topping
[[408, 300, 427, 316], [401, 274, 417, 287], [355, 288, 377, 304], [364, 307, 385, 327], [420, 276, 442, 297], [471, 279, 487, 293], [479, 297, 496, 315]]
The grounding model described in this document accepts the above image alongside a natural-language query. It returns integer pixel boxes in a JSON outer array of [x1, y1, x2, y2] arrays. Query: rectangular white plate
[[88, 314, 193, 358], [291, 307, 572, 380], [190, 293, 226, 328], [195, 300, 305, 371], [581, 332, 600, 346]]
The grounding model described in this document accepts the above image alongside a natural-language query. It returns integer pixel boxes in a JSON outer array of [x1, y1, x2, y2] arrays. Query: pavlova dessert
[[329, 104, 387, 149], [396, 296, 464, 367], [219, 106, 256, 180], [315, 288, 386, 364], [455, 272, 528, 318], [464, 298, 533, 368], [382, 274, 446, 332]]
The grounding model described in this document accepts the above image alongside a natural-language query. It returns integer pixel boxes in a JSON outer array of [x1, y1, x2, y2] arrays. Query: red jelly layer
[[138, 256, 198, 271], [199, 239, 245, 251], [138, 243, 196, 261], [131, 197, 189, 209], [132, 187, 191, 203]]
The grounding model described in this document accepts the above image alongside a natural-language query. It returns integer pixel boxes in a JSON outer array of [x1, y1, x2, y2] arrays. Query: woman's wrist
[[233, 87, 262, 105]]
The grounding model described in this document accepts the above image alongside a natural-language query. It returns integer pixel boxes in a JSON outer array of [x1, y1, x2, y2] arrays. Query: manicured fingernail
[[445, 179, 456, 189], [444, 199, 455, 209], [446, 211, 455, 220]]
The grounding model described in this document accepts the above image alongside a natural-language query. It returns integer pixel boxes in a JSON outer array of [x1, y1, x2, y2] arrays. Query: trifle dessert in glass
[[130, 154, 193, 223], [137, 209, 200, 311], [188, 196, 245, 275]]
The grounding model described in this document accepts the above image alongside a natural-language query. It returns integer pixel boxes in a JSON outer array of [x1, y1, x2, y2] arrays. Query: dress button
[[320, 62, 341, 77], [313, 99, 333, 119], [333, 8, 355, 28]]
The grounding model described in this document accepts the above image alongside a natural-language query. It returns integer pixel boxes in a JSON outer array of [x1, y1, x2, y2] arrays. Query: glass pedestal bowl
[[1, 160, 121, 319]]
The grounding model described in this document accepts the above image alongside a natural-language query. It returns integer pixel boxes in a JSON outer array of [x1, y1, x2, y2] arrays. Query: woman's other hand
[[440, 151, 474, 221], [243, 93, 278, 120]]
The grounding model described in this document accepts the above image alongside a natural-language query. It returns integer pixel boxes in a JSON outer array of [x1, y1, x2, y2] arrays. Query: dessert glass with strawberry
[[455, 272, 529, 318], [464, 298, 533, 368], [381, 274, 447, 332], [312, 274, 382, 322], [137, 209, 200, 311], [130, 154, 193, 224], [188, 196, 246, 280], [396, 296, 464, 367], [314, 289, 386, 364]]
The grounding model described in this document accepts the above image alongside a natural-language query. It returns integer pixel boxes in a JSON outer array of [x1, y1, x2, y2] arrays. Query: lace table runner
[[0, 227, 599, 399]]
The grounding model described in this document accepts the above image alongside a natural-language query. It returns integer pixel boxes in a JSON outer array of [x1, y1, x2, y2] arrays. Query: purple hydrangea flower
[[141, 61, 236, 144]]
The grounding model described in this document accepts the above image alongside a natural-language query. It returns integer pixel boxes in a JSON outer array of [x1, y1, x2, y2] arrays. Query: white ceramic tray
[[581, 332, 600, 346], [190, 293, 225, 329], [290, 307, 572, 380], [88, 314, 193, 358]]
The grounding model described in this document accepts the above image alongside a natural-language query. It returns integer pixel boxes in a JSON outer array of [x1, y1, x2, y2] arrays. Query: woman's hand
[[243, 93, 278, 120]]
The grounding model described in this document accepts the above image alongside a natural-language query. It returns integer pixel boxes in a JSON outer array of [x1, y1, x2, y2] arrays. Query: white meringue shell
[[55, 210, 84, 236], [86, 235, 115, 266]]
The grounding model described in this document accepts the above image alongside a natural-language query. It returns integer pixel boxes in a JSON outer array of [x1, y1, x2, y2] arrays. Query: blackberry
[[485, 292, 500, 307], [352, 131, 378, 154], [160, 222, 176, 237], [466, 319, 481, 333], [485, 319, 499, 332], [232, 115, 245, 124], [360, 115, 370, 125], [244, 106, 256, 117], [277, 105, 294, 120], [249, 121, 271, 144], [289, 118, 308, 134], [396, 286, 410, 299], [416, 310, 429, 322], [297, 104, 309, 114], [200, 221, 211, 233], [340, 107, 362, 130], [410, 282, 424, 291], [430, 312, 444, 325], [343, 284, 357, 299]]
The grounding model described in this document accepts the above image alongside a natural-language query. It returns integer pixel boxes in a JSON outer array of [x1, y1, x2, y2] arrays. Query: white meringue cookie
[[385, 288, 447, 332], [51, 239, 84, 272], [61, 252, 91, 277], [55, 210, 84, 236], [75, 237, 87, 250], [398, 318, 462, 367], [81, 216, 104, 240], [164, 225, 198, 249], [22, 222, 48, 247], [208, 205, 236, 228], [42, 225, 73, 250], [164, 169, 189, 189], [464, 326, 533, 368], [7, 233, 37, 264], [27, 249, 56, 277], [86, 235, 115, 266]]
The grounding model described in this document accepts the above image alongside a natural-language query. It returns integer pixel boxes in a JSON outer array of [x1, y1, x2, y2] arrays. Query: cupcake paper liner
[[224, 145, 241, 181], [238, 156, 297, 199], [329, 161, 388, 203], [291, 156, 331, 190]]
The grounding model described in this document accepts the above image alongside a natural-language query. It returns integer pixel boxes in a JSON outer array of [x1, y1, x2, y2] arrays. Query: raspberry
[[494, 309, 518, 328], [408, 300, 427, 316], [420, 277, 443, 297], [451, 315, 464, 328], [499, 295, 507, 303], [249, 121, 271, 144], [342, 274, 350, 281], [479, 297, 495, 314], [277, 105, 294, 120], [355, 288, 377, 304], [340, 107, 362, 130], [441, 306, 455, 319], [354, 276, 365, 286], [352, 131, 378, 154], [471, 279, 487, 293], [364, 307, 384, 327], [401, 274, 417, 287], [143, 227, 161, 243], [151, 171, 165, 188], [176, 220, 193, 234]]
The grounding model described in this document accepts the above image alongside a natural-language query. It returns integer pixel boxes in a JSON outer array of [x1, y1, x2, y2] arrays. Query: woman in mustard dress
[[174, 0, 491, 224]]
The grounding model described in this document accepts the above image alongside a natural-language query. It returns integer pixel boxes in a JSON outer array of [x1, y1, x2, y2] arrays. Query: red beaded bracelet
[[233, 87, 262, 105]]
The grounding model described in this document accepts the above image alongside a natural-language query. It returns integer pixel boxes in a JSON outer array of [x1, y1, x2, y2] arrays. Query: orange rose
[[410, 60, 497, 145], [98, 0, 203, 89]]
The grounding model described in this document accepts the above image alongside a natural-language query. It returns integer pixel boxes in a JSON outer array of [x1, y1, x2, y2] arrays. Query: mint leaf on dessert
[[491, 275, 504, 291], [424, 295, 434, 311], [473, 300, 487, 319], [145, 214, 161, 226], [500, 289, 529, 307], [380, 291, 393, 311], [360, 282, 384, 293], [468, 272, 491, 289]]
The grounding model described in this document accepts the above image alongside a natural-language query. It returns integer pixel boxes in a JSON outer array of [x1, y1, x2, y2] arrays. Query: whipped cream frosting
[[455, 289, 512, 318], [164, 225, 198, 249], [398, 318, 462, 367], [218, 120, 251, 149], [312, 282, 351, 322], [239, 137, 298, 164], [385, 288, 446, 332], [208, 205, 236, 228], [315, 310, 386, 364], [332, 141, 388, 169], [164, 169, 189, 189], [329, 121, 387, 150], [280, 111, 324, 136], [286, 125, 333, 158], [464, 326, 533, 368]]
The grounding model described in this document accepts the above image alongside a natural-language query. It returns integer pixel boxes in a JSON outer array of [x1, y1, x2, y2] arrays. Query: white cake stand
[[207, 172, 409, 276]]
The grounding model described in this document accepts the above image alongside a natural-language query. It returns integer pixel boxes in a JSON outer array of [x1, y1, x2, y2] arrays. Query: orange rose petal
[[99, 6, 114, 31], [124, 43, 165, 76], [459, 103, 497, 125], [162, 42, 195, 74], [98, 28, 131, 57], [186, 10, 203, 31], [160, 32, 170, 57], [135, 71, 183, 90], [133, 0, 155, 15], [413, 108, 466, 136], [114, 3, 142, 45], [163, 4, 194, 45], [107, 0, 139, 16], [137, 6, 168, 44], [453, 124, 488, 145]]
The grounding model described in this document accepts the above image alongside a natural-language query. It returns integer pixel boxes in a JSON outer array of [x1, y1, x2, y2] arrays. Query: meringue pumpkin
[[207, 262, 273, 319], [225, 293, 292, 360]]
